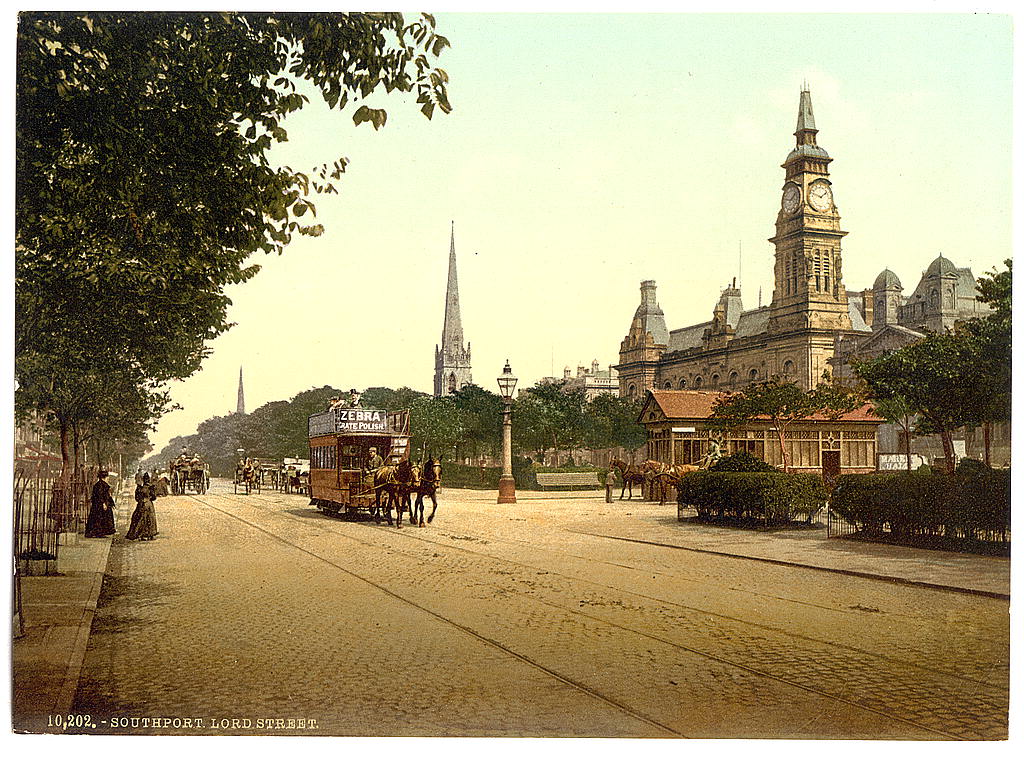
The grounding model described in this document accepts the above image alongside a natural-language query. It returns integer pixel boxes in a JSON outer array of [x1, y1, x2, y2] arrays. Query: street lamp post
[[496, 360, 517, 504]]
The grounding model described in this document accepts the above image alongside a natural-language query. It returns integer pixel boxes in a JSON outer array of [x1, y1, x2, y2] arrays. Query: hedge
[[438, 461, 602, 491], [675, 472, 828, 527], [830, 470, 1010, 538]]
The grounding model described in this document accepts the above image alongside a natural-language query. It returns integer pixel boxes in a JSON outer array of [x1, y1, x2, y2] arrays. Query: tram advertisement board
[[335, 408, 389, 433], [308, 408, 391, 437]]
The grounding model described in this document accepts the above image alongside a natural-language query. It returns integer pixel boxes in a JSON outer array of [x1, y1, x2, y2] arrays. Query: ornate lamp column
[[496, 360, 517, 504]]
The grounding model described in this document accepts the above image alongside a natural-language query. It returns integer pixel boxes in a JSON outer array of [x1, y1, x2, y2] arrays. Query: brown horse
[[410, 456, 442, 527], [370, 464, 398, 525], [641, 459, 700, 504], [610, 458, 645, 500]]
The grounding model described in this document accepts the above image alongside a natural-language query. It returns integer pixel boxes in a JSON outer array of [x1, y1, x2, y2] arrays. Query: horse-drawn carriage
[[233, 459, 261, 495], [258, 462, 281, 490], [307, 406, 441, 527], [169, 455, 210, 495], [281, 458, 310, 495]]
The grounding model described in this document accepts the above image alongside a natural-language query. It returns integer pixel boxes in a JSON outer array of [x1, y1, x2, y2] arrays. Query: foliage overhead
[[16, 11, 452, 470]]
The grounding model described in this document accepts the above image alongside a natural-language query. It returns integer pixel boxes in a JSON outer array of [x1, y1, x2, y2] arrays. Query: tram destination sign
[[308, 408, 390, 437]]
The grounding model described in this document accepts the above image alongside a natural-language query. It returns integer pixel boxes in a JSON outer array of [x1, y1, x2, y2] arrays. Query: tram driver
[[365, 446, 385, 473]]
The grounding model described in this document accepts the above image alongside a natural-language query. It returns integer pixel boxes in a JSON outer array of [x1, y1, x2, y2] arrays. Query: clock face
[[809, 181, 833, 211], [782, 184, 800, 213]]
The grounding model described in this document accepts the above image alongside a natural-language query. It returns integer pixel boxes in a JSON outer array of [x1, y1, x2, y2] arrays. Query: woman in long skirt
[[126, 472, 159, 541], [85, 470, 116, 537]]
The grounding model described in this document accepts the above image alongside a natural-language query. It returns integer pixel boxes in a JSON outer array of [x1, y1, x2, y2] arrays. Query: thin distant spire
[[236, 366, 245, 415]]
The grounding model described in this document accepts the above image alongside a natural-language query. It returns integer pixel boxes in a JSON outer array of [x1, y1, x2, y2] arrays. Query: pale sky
[[59, 10, 1015, 454]]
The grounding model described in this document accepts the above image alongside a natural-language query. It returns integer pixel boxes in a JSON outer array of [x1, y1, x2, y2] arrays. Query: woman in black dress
[[85, 470, 116, 537], [126, 472, 159, 541]]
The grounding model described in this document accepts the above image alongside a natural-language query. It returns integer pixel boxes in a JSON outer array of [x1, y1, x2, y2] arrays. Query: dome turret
[[873, 268, 902, 290], [925, 254, 957, 277]]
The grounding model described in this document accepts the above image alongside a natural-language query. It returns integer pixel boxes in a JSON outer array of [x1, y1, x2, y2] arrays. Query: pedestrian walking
[[85, 470, 116, 538], [126, 472, 159, 541], [605, 467, 618, 503]]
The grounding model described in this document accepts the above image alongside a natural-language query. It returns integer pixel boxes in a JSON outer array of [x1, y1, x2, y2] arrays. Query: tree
[[584, 394, 646, 453], [17, 12, 452, 468], [853, 334, 975, 474], [409, 396, 463, 461], [958, 260, 1011, 465], [709, 377, 862, 473], [871, 395, 916, 472], [513, 381, 589, 466], [361, 386, 430, 412], [451, 384, 503, 460]]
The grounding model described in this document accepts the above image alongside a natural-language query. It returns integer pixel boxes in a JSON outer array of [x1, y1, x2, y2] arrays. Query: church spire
[[441, 220, 464, 348], [434, 222, 472, 397], [236, 366, 245, 415]]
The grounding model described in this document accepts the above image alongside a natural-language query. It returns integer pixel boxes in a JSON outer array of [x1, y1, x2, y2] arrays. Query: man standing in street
[[605, 467, 618, 503]]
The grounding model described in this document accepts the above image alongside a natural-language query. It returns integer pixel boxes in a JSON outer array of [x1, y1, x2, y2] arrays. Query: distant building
[[434, 222, 473, 396], [551, 360, 619, 401]]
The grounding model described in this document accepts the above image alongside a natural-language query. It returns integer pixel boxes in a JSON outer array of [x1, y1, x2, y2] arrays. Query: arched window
[[664, 380, 673, 390], [693, 376, 703, 389], [749, 368, 759, 382], [678, 378, 687, 389], [729, 371, 739, 386], [782, 360, 794, 377], [929, 289, 939, 308], [628, 384, 637, 397], [711, 374, 720, 387], [448, 373, 457, 393]]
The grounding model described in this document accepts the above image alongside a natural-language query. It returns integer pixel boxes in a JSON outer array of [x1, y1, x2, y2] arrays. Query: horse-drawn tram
[[308, 406, 411, 516]]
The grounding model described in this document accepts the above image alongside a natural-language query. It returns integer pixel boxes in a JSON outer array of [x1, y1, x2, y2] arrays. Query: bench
[[534, 471, 603, 490]]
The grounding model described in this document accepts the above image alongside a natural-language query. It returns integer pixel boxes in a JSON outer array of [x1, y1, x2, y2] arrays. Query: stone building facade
[[616, 88, 993, 404]]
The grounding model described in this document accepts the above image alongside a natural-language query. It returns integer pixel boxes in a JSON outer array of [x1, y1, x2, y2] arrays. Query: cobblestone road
[[70, 482, 1008, 738]]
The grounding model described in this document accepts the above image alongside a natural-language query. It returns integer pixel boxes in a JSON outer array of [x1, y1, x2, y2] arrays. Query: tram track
[[186, 489, 1002, 739], [189, 491, 683, 737], [230, 489, 1007, 693]]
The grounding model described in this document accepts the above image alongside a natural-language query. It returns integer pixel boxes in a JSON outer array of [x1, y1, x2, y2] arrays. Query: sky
[[56, 10, 1014, 455]]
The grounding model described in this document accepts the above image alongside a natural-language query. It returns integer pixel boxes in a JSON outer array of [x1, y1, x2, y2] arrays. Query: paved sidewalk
[[12, 530, 113, 733], [455, 488, 1010, 598]]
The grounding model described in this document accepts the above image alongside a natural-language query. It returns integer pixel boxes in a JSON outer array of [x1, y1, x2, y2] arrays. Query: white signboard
[[878, 454, 927, 471], [336, 408, 389, 433]]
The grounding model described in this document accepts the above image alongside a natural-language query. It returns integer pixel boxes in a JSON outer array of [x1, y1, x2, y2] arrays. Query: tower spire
[[795, 87, 817, 136], [441, 220, 464, 347], [236, 366, 245, 415], [434, 222, 472, 396]]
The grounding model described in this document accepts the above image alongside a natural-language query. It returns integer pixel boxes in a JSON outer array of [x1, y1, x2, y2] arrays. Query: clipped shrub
[[830, 470, 1010, 540], [956, 458, 991, 477], [709, 451, 781, 473], [676, 472, 828, 527], [512, 456, 538, 490], [440, 462, 503, 489]]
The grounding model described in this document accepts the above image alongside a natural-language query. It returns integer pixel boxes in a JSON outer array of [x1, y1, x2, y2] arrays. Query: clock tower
[[768, 88, 852, 335]]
